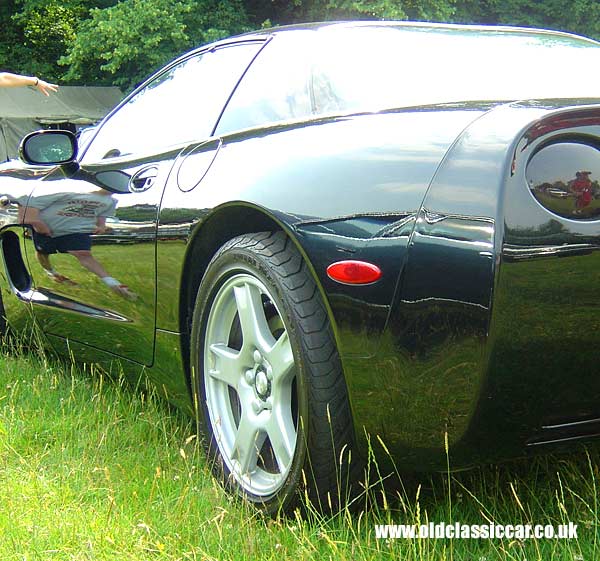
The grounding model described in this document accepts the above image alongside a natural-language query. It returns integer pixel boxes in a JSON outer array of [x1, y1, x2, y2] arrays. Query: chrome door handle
[[130, 166, 158, 192]]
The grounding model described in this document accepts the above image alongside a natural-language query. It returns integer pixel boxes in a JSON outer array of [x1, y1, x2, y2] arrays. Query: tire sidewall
[[191, 242, 310, 513]]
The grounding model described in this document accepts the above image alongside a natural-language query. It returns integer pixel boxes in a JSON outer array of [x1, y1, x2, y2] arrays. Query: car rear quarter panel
[[485, 106, 600, 454], [360, 102, 600, 471]]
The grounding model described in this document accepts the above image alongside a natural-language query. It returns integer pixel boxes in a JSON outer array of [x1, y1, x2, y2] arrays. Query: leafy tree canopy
[[1, 0, 599, 90], [454, 0, 600, 39], [60, 0, 250, 90], [2, 0, 118, 82], [245, 0, 455, 26]]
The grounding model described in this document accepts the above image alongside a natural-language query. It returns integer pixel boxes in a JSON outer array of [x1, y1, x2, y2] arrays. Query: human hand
[[33, 221, 52, 235], [35, 78, 58, 96]]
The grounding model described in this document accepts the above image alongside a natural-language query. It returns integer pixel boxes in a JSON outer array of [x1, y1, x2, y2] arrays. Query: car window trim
[[78, 37, 270, 165], [210, 36, 274, 138]]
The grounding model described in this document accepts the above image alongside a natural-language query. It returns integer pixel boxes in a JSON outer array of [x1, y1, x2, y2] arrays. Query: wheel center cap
[[255, 369, 270, 400]]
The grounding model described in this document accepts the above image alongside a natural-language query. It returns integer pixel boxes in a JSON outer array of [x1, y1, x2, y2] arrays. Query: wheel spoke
[[208, 343, 242, 388], [231, 412, 265, 475], [234, 283, 275, 352], [266, 330, 294, 384], [267, 406, 296, 473], [203, 268, 304, 497]]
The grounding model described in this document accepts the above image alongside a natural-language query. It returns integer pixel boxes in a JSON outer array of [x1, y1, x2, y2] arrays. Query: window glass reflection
[[217, 26, 600, 134], [83, 43, 262, 162], [310, 26, 600, 113], [215, 35, 313, 134]]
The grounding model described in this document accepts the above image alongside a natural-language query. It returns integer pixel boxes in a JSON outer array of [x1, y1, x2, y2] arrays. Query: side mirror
[[19, 130, 78, 166]]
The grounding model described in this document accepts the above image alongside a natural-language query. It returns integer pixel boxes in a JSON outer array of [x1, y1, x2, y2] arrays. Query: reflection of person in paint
[[18, 189, 137, 299], [569, 171, 593, 215]]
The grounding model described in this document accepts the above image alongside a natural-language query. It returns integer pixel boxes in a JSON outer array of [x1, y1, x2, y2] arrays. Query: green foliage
[[0, 0, 116, 82], [402, 0, 456, 21], [0, 0, 37, 77], [2, 0, 600, 89], [12, 2, 83, 80], [244, 0, 456, 25], [60, 0, 250, 90], [454, 0, 600, 40], [310, 0, 409, 20], [0, 349, 599, 559]]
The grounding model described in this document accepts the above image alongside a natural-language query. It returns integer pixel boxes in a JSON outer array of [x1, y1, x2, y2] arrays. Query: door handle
[[129, 166, 158, 192]]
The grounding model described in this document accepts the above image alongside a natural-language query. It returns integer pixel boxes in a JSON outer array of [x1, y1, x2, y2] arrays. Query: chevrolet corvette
[[1, 21, 600, 514]]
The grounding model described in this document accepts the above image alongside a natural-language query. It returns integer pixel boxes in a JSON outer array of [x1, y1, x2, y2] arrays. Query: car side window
[[82, 42, 263, 163], [215, 35, 313, 135]]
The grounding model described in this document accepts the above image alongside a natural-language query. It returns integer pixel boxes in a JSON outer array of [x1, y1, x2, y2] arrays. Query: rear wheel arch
[[178, 205, 341, 398]]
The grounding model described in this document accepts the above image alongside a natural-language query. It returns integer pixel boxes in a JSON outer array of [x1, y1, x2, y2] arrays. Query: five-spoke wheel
[[203, 273, 297, 496], [191, 232, 356, 514]]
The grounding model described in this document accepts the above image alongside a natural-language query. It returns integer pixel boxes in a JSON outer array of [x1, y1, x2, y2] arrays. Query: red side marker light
[[326, 260, 382, 285]]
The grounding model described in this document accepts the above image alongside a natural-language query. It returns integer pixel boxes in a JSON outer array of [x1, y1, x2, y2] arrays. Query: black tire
[[190, 231, 357, 515]]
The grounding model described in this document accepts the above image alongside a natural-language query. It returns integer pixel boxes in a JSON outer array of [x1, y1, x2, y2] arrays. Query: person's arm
[[94, 216, 107, 234], [0, 72, 58, 96], [20, 206, 52, 235]]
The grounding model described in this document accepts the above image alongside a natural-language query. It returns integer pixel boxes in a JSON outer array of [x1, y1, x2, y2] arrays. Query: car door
[[23, 40, 265, 365]]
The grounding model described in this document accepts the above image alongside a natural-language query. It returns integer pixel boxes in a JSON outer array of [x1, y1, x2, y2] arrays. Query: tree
[[60, 0, 250, 90], [0, 1, 26, 73], [11, 3, 84, 82], [0, 0, 119, 82], [3, 0, 600, 90], [244, 0, 455, 26], [454, 0, 600, 40]]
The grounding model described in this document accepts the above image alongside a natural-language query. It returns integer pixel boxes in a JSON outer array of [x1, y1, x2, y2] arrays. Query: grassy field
[[0, 345, 599, 560]]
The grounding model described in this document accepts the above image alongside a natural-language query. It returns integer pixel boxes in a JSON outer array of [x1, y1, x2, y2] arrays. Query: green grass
[[0, 346, 598, 560]]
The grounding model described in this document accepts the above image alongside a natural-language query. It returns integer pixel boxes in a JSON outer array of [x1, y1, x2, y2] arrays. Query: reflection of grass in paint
[[25, 239, 157, 361], [483, 249, 600, 427], [155, 240, 188, 330], [343, 248, 600, 460], [495, 247, 600, 343], [29, 238, 190, 331], [344, 324, 483, 454], [27, 239, 156, 314], [24, 238, 193, 361]]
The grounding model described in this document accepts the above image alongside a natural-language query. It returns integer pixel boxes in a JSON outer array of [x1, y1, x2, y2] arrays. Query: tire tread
[[200, 231, 358, 513]]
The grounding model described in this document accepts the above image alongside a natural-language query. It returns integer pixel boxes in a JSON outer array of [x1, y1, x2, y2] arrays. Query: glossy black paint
[[1, 22, 600, 476], [488, 107, 600, 453], [365, 103, 600, 470], [156, 110, 482, 354]]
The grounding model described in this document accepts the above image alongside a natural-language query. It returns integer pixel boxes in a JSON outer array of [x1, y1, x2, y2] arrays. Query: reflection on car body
[[1, 21, 600, 515]]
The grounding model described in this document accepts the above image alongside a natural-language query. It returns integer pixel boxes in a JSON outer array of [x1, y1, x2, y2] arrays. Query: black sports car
[[1, 21, 600, 514]]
